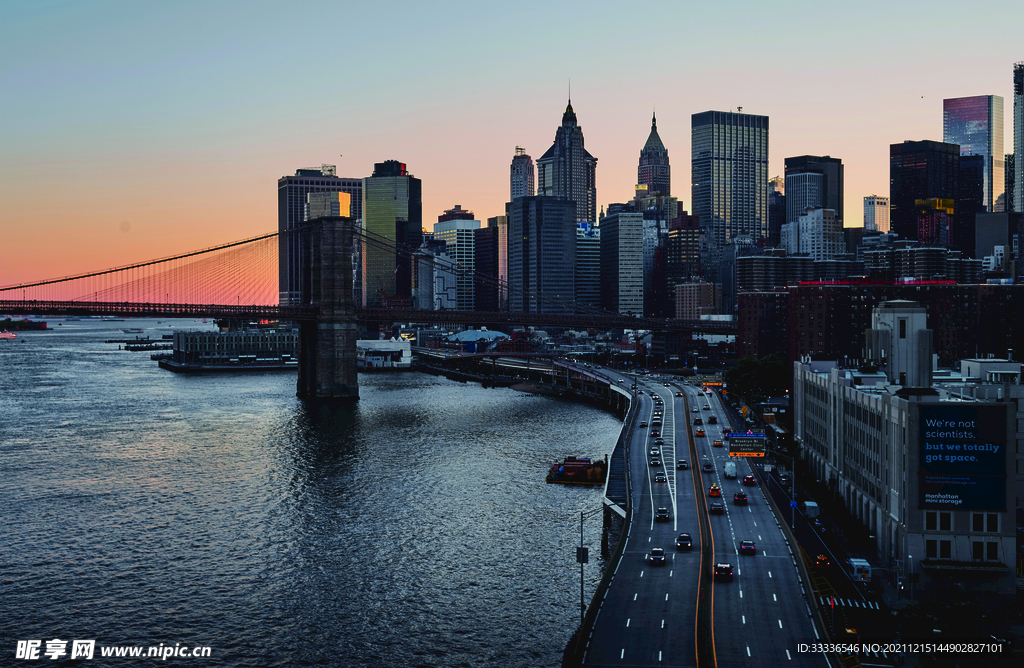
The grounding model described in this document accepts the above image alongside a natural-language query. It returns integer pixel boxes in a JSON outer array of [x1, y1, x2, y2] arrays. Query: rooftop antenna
[[737, 106, 743, 113]]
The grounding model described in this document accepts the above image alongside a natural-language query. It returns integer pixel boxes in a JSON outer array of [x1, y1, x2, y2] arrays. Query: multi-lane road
[[581, 371, 831, 668]]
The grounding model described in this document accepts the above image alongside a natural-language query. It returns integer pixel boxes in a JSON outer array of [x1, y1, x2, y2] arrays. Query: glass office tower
[[943, 95, 1004, 212], [691, 111, 769, 248], [1015, 63, 1023, 212]]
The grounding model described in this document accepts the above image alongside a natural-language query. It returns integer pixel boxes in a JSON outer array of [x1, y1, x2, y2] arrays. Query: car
[[703, 404, 711, 410], [636, 389, 644, 395], [815, 554, 830, 568], [639, 421, 648, 428], [713, 439, 724, 447], [742, 475, 756, 486], [655, 507, 670, 521], [813, 519, 827, 534], [664, 383, 671, 387], [779, 475, 790, 486], [709, 501, 725, 514], [618, 379, 625, 383], [654, 438, 664, 446], [676, 459, 689, 470], [702, 461, 714, 472], [675, 392, 683, 397], [649, 547, 666, 565], [651, 429, 660, 437], [708, 483, 722, 497], [693, 417, 703, 425], [649, 448, 660, 456], [714, 562, 733, 581], [708, 416, 718, 424], [650, 459, 661, 467], [676, 533, 693, 550], [733, 491, 748, 505], [654, 473, 667, 483], [739, 540, 756, 555], [692, 407, 700, 413], [695, 429, 705, 437]]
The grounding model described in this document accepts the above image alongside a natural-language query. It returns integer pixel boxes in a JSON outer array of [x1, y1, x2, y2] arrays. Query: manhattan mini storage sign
[[918, 404, 1007, 511]]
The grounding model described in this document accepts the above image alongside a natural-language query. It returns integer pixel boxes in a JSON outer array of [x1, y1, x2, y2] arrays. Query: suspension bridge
[[1, 217, 735, 399]]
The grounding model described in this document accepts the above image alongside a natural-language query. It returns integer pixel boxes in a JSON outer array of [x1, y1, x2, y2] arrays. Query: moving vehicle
[[655, 507, 671, 521], [804, 501, 820, 519], [695, 429, 705, 437], [676, 459, 689, 470], [733, 491, 748, 505], [709, 502, 725, 514], [692, 407, 699, 413], [649, 448, 660, 456], [651, 429, 660, 437], [708, 483, 722, 497], [693, 417, 703, 425], [702, 459, 714, 472], [713, 439, 724, 448], [676, 533, 693, 550], [723, 462, 737, 478], [740, 540, 756, 555], [650, 459, 661, 467], [649, 547, 666, 565], [639, 421, 648, 428], [703, 404, 711, 410], [708, 416, 718, 424], [815, 554, 830, 568], [742, 475, 757, 486], [654, 473, 667, 483], [714, 563, 733, 581], [675, 392, 683, 397]]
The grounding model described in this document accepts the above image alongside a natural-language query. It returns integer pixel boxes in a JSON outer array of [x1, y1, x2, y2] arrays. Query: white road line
[[739, 590, 743, 598], [746, 646, 751, 657], [659, 650, 663, 662], [633, 593, 637, 601], [786, 649, 792, 660], [620, 649, 624, 659], [640, 571, 644, 577], [763, 550, 767, 556], [626, 619, 630, 627], [670, 570, 673, 577], [758, 535, 762, 540], [661, 619, 665, 628], [665, 593, 669, 601], [742, 615, 746, 624], [773, 594, 777, 601], [778, 619, 783, 628], [768, 571, 772, 578]]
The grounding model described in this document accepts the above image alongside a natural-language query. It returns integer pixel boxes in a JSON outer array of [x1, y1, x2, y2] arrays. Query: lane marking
[[659, 650, 662, 662], [746, 646, 751, 657], [739, 590, 743, 598], [661, 619, 665, 628], [768, 571, 772, 578], [626, 618, 630, 627], [742, 615, 746, 624], [778, 619, 783, 628], [670, 570, 673, 577], [665, 593, 669, 601], [786, 649, 792, 660], [620, 649, 624, 659], [640, 571, 644, 577], [634, 593, 637, 601], [773, 594, 777, 601]]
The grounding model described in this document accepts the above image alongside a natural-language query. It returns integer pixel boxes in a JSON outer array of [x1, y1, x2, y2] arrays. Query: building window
[[899, 319, 907, 338], [939, 540, 951, 559], [940, 512, 951, 531], [972, 541, 984, 560], [972, 512, 998, 532], [926, 539, 937, 558], [986, 542, 998, 560]]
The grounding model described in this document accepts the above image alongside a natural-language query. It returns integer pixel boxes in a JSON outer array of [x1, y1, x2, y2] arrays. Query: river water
[[0, 319, 620, 667]]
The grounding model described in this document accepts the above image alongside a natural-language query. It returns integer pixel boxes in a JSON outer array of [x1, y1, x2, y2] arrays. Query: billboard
[[728, 433, 766, 457], [918, 404, 1007, 511]]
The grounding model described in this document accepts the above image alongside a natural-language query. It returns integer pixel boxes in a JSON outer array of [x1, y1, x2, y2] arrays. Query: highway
[[580, 369, 831, 668]]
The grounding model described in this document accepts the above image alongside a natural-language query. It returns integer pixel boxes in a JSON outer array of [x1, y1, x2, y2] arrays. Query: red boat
[[546, 456, 608, 484]]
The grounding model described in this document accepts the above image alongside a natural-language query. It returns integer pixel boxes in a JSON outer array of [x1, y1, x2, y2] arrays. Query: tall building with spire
[[537, 100, 598, 224], [638, 113, 670, 197], [510, 147, 535, 201]]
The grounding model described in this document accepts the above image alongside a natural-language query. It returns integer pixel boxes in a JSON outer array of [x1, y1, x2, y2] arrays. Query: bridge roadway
[[580, 371, 830, 668]]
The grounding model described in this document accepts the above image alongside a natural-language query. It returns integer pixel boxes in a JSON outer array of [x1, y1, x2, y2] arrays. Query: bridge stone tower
[[297, 216, 359, 400]]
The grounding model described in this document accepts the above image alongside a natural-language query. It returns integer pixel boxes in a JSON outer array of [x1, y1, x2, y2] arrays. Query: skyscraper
[[507, 196, 576, 314], [943, 95, 1004, 212], [575, 222, 601, 311], [599, 204, 644, 315], [537, 101, 598, 224], [510, 147, 535, 201], [767, 177, 785, 247], [1014, 63, 1023, 213], [362, 160, 422, 308], [784, 155, 844, 223], [277, 164, 362, 306], [889, 141, 960, 241], [638, 113, 670, 196], [433, 206, 480, 311], [1007, 153, 1016, 212], [863, 195, 890, 233], [691, 110, 769, 247]]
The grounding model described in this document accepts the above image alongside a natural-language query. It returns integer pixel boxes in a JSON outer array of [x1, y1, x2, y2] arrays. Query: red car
[[708, 483, 722, 497]]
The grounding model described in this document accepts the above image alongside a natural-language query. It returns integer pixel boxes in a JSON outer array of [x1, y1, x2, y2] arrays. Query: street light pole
[[908, 555, 913, 601]]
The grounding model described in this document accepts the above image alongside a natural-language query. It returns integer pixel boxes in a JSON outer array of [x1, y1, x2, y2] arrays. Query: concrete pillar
[[297, 217, 359, 400]]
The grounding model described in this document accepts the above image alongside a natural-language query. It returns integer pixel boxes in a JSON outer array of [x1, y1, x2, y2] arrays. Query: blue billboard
[[918, 404, 1007, 510]]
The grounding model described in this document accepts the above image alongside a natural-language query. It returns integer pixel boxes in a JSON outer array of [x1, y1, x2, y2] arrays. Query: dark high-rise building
[[507, 196, 576, 314], [691, 110, 769, 247], [1015, 63, 1024, 212], [665, 210, 702, 292], [362, 160, 422, 307], [1006, 153, 1016, 212], [638, 113, 670, 197], [955, 154, 986, 254], [889, 141, 960, 241], [767, 177, 785, 247], [575, 222, 601, 312], [537, 101, 598, 224], [486, 215, 509, 310], [784, 155, 844, 224], [599, 204, 644, 315], [510, 147, 535, 201], [278, 164, 362, 306], [474, 225, 499, 312], [943, 95, 1004, 212]]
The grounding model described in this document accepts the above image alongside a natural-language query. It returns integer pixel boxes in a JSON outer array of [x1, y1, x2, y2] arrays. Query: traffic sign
[[790, 501, 797, 508]]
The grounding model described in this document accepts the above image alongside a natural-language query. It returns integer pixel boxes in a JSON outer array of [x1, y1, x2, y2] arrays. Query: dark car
[[734, 491, 748, 505], [650, 459, 661, 467], [654, 438, 665, 446], [714, 562, 733, 581], [650, 448, 660, 456], [651, 430, 660, 437], [655, 507, 671, 521], [676, 533, 693, 550], [649, 547, 666, 565], [815, 554, 830, 568], [654, 473, 667, 483], [739, 540, 756, 555], [708, 415, 718, 424], [676, 459, 689, 470], [742, 475, 757, 486], [693, 417, 703, 425], [702, 461, 714, 472], [639, 421, 648, 428], [709, 502, 725, 514], [675, 392, 683, 397], [779, 475, 790, 487]]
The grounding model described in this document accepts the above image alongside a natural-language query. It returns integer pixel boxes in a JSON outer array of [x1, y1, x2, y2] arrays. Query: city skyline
[[1, 1, 1021, 286]]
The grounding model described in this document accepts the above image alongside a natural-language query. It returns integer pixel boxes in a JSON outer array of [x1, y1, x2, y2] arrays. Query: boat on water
[[121, 328, 144, 334], [0, 330, 16, 340], [546, 456, 608, 485]]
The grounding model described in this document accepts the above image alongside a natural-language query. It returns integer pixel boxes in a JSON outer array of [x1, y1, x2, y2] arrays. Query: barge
[[546, 456, 608, 485]]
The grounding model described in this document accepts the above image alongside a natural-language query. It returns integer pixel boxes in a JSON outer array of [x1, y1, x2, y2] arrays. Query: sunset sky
[[2, 0, 1021, 287]]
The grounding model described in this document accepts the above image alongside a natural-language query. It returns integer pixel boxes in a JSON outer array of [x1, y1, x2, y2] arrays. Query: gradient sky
[[2, 0, 1021, 286]]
